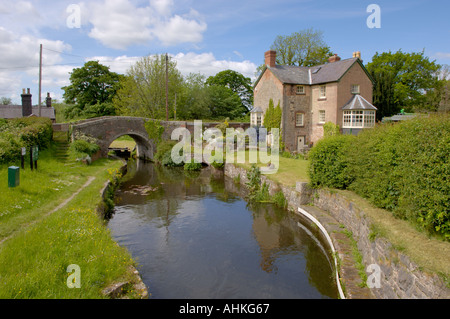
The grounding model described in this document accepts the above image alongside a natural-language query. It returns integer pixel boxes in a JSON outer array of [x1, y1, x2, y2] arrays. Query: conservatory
[[342, 94, 377, 132]]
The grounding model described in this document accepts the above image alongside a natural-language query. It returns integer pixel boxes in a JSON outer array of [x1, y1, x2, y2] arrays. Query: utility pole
[[38, 43, 42, 117], [165, 53, 169, 121]]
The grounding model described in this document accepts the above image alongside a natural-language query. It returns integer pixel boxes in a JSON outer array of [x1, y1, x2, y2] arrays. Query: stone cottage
[[252, 50, 376, 152]]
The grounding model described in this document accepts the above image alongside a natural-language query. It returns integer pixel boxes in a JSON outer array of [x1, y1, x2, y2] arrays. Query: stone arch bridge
[[69, 116, 250, 160]]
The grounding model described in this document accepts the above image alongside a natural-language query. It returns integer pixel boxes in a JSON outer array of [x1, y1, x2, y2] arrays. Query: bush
[[308, 134, 355, 189], [184, 160, 202, 171], [347, 114, 450, 239], [70, 139, 100, 156], [0, 117, 53, 165], [310, 114, 450, 240]]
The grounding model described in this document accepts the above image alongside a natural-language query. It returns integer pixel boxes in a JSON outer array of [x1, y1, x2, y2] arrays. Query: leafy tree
[[114, 54, 183, 119], [270, 28, 332, 67], [0, 97, 12, 105], [206, 69, 253, 111], [206, 85, 244, 120], [62, 61, 123, 118], [366, 50, 442, 116], [176, 73, 211, 120]]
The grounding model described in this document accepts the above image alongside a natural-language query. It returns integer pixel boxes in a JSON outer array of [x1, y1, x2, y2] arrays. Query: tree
[[0, 97, 12, 105], [270, 28, 332, 67], [114, 54, 184, 119], [206, 70, 253, 111], [176, 73, 212, 120], [366, 50, 442, 116], [62, 61, 123, 118], [206, 85, 244, 120]]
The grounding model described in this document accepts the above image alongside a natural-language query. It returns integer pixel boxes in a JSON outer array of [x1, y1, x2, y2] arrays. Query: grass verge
[[0, 143, 139, 298]]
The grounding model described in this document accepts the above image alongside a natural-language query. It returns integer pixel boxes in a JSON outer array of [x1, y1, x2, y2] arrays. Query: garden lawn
[[233, 149, 309, 186]]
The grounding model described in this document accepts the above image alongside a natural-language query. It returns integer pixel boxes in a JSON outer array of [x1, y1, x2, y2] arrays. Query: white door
[[297, 136, 305, 152]]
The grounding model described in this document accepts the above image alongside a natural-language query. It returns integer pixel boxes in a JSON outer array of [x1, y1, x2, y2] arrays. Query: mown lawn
[[0, 144, 140, 298], [231, 149, 309, 186]]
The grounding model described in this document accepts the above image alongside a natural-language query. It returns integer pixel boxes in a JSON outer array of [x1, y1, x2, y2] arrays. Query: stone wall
[[224, 163, 450, 299]]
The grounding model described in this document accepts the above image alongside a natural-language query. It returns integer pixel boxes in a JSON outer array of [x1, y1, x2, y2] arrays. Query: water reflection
[[108, 159, 338, 299]]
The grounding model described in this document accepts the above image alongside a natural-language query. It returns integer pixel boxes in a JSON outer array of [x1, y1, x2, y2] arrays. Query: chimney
[[21, 88, 32, 117], [265, 50, 276, 68], [353, 51, 362, 62], [45, 92, 52, 107], [328, 54, 341, 63]]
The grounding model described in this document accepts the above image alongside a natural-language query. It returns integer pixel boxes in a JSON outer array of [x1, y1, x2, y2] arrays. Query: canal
[[107, 160, 339, 299]]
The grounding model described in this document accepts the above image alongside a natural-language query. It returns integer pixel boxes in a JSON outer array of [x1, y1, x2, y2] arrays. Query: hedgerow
[[308, 114, 450, 240], [0, 117, 53, 165]]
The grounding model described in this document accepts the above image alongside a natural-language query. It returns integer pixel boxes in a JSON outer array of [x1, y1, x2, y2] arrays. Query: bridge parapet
[[69, 116, 251, 161]]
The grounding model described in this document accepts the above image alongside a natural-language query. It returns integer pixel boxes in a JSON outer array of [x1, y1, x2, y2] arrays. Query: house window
[[319, 110, 326, 124], [257, 114, 262, 126], [296, 85, 305, 94], [343, 110, 376, 128], [319, 85, 326, 99], [296, 112, 304, 127], [351, 84, 360, 94]]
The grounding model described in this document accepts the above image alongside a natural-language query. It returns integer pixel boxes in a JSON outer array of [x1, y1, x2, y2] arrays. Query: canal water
[[107, 160, 338, 299]]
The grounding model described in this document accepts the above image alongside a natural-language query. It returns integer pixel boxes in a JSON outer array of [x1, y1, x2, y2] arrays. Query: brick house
[[252, 50, 376, 152]]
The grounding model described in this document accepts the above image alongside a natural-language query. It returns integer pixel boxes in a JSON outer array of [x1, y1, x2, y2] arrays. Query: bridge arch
[[70, 116, 156, 160]]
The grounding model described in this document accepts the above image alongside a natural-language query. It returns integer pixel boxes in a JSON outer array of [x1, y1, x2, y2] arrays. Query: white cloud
[[84, 52, 257, 80], [87, 0, 154, 50], [0, 26, 72, 100], [85, 0, 207, 49], [173, 52, 257, 80], [152, 10, 207, 46]]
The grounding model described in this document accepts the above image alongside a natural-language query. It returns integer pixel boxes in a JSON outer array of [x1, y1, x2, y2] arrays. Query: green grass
[[232, 149, 309, 187], [0, 143, 139, 298]]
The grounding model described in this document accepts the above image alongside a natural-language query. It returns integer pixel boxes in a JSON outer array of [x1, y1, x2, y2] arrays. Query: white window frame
[[319, 85, 326, 99], [256, 114, 262, 126], [296, 85, 305, 94], [318, 110, 326, 124], [351, 84, 360, 94], [295, 112, 304, 127], [343, 110, 376, 128]]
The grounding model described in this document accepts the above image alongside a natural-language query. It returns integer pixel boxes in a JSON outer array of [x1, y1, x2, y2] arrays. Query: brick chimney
[[21, 88, 32, 117], [265, 50, 276, 68], [45, 92, 52, 107], [328, 54, 341, 63]]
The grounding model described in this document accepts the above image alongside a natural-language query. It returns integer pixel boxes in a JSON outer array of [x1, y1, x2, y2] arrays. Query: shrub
[[154, 140, 177, 163], [71, 139, 100, 156], [0, 117, 53, 165], [308, 134, 355, 189], [184, 160, 202, 171], [347, 114, 450, 239]]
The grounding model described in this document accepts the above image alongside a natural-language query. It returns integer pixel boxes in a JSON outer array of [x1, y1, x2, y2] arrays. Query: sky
[[0, 0, 449, 104]]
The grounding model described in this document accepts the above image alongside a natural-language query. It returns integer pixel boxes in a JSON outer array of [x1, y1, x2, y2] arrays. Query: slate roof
[[255, 57, 373, 87], [0, 105, 56, 120], [342, 94, 377, 110], [249, 106, 263, 113]]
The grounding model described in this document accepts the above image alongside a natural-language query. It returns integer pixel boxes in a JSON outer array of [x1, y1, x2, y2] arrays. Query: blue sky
[[0, 0, 449, 104]]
